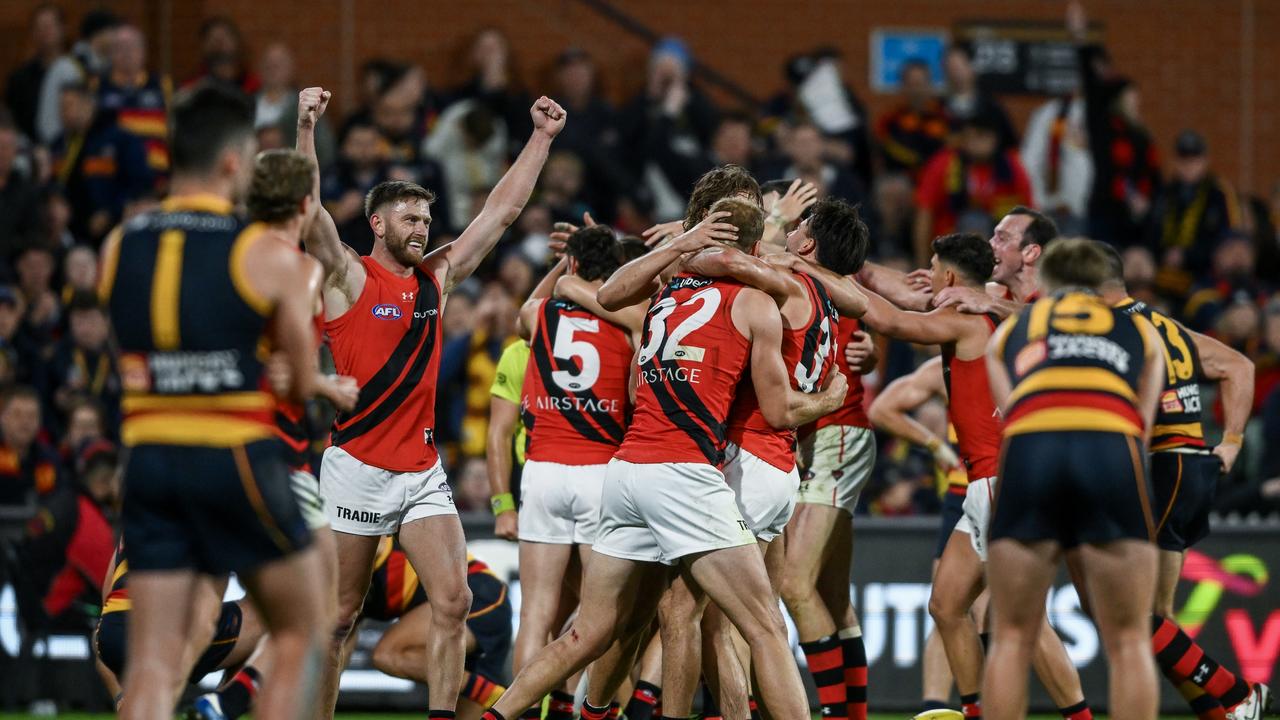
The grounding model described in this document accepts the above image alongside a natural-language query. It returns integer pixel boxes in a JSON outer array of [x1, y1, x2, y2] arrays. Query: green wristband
[[490, 493, 516, 515]]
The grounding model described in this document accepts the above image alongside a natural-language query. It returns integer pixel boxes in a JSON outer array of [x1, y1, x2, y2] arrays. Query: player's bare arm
[[759, 179, 819, 253], [856, 260, 932, 311], [858, 284, 977, 349], [487, 395, 521, 541], [867, 356, 962, 471], [296, 87, 367, 316], [1134, 317, 1169, 446], [1190, 328, 1255, 472], [843, 329, 878, 375], [432, 97, 567, 293], [554, 275, 646, 346], [596, 212, 732, 310], [933, 283, 1021, 319], [735, 288, 848, 428], [766, 252, 868, 318], [683, 246, 805, 309]]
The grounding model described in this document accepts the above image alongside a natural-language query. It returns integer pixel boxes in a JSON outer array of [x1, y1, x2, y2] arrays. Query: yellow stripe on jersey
[[98, 227, 124, 303], [1026, 297, 1055, 340], [1004, 407, 1143, 437], [102, 597, 131, 614], [160, 193, 233, 215], [121, 413, 275, 447], [1007, 367, 1139, 406], [122, 391, 275, 414], [229, 224, 274, 317], [1153, 422, 1204, 440], [150, 230, 186, 350]]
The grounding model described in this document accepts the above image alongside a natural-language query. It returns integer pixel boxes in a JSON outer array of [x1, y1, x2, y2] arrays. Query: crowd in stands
[[0, 6, 1277, 621]]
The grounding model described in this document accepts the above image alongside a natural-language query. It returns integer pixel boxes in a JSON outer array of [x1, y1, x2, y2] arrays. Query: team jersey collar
[[160, 193, 234, 215]]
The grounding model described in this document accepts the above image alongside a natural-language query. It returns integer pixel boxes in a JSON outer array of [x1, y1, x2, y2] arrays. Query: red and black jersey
[[805, 316, 871, 436], [275, 311, 325, 473], [616, 275, 751, 466], [325, 257, 443, 472], [942, 314, 1004, 479], [521, 298, 631, 465], [726, 273, 839, 472]]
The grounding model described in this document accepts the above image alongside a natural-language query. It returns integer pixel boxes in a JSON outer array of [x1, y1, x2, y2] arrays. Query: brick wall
[[1, 0, 1275, 195]]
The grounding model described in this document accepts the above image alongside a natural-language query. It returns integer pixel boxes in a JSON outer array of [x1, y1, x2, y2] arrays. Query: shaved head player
[[294, 86, 566, 718]]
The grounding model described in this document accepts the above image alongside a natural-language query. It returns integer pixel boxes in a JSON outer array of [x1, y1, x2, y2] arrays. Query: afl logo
[[372, 304, 402, 320]]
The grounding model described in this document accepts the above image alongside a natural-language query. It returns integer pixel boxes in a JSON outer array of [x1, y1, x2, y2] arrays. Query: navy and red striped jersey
[[325, 257, 443, 472], [616, 274, 751, 466], [521, 298, 631, 465], [726, 272, 839, 472]]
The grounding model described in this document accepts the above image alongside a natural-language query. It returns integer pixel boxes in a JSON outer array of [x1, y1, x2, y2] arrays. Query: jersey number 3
[[638, 288, 722, 366]]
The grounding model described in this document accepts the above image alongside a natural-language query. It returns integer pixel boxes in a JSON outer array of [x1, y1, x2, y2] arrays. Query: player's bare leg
[[488, 554, 666, 720], [515, 542, 575, 675], [686, 544, 810, 720], [1030, 615, 1087, 710], [120, 571, 205, 720], [781, 505, 842, 641], [928, 532, 986, 700], [657, 573, 707, 718], [321, 532, 381, 716], [401, 515, 473, 715], [372, 601, 478, 680], [701, 602, 751, 719], [982, 539, 1059, 720], [922, 559, 957, 708], [239, 549, 326, 720], [1153, 549, 1183, 618], [1076, 540, 1159, 720]]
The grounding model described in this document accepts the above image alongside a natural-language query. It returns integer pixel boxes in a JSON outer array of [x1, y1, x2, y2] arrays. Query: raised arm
[[759, 179, 818, 253], [436, 97, 566, 292], [856, 260, 933, 311], [597, 212, 731, 310], [868, 356, 961, 471], [859, 284, 968, 346], [737, 288, 848, 429], [1191, 328, 1255, 472], [683, 246, 805, 307]]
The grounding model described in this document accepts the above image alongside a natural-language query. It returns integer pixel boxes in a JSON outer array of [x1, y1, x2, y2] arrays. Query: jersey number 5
[[637, 288, 722, 366], [551, 317, 601, 392]]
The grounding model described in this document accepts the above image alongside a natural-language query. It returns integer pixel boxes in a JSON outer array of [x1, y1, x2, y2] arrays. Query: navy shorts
[[95, 601, 243, 682], [122, 440, 311, 575], [991, 431, 1155, 549], [465, 573, 513, 683], [935, 490, 967, 559], [1151, 451, 1218, 552]]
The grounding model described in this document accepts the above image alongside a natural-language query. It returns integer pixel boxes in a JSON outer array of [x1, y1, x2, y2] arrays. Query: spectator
[[0, 385, 62, 505], [60, 244, 97, 303], [1182, 234, 1268, 332], [254, 42, 335, 167], [913, 113, 1033, 263], [619, 37, 719, 221], [44, 292, 120, 433], [451, 28, 531, 150], [548, 48, 630, 222], [875, 59, 949, 179], [942, 44, 1018, 151], [0, 115, 42, 256], [374, 65, 432, 165], [768, 121, 865, 206], [1254, 299, 1280, 415], [0, 286, 30, 386], [1147, 130, 1243, 295], [496, 250, 536, 302], [97, 24, 170, 182], [423, 98, 505, 233], [763, 47, 873, 189], [187, 17, 259, 95], [59, 396, 106, 466], [50, 82, 153, 241], [1120, 245, 1160, 306], [1020, 92, 1092, 235], [35, 9, 118, 144], [452, 457, 491, 513], [15, 246, 60, 358], [1070, 3, 1161, 246], [1243, 189, 1279, 281], [5, 4, 66, 141], [537, 150, 592, 226], [322, 119, 391, 251], [36, 188, 76, 250], [436, 282, 517, 464], [709, 113, 758, 172], [868, 173, 917, 259]]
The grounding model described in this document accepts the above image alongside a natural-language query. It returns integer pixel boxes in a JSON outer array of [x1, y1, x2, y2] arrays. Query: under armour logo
[[402, 291, 415, 301], [1194, 663, 1211, 684]]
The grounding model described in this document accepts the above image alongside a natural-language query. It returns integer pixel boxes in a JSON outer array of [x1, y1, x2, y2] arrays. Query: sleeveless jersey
[[616, 275, 751, 466], [102, 538, 129, 615], [521, 298, 632, 465], [941, 313, 1004, 479], [1116, 298, 1206, 451], [101, 194, 276, 447], [726, 273, 839, 472], [998, 291, 1151, 438], [275, 312, 326, 473], [943, 423, 969, 495], [806, 316, 871, 435], [325, 257, 443, 472]]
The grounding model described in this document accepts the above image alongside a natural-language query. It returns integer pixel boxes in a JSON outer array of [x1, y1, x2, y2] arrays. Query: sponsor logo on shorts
[[335, 505, 382, 524], [423, 428, 435, 445], [737, 520, 749, 531], [372, 304, 402, 320]]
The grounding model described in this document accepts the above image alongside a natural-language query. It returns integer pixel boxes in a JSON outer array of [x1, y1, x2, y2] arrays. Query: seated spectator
[[44, 292, 120, 433], [0, 115, 41, 257], [1120, 245, 1160, 306], [97, 24, 170, 181], [709, 113, 758, 172], [0, 385, 62, 505], [943, 43, 1018, 151], [59, 396, 107, 466], [1182, 234, 1269, 332], [1020, 91, 1092, 235], [4, 4, 66, 141], [424, 99, 504, 233], [913, 113, 1033, 262], [15, 245, 61, 355], [1147, 130, 1243, 296], [876, 59, 949, 179], [451, 457, 491, 513], [537, 151, 592, 226], [451, 28, 531, 151], [17, 439, 116, 630], [549, 48, 630, 222], [35, 9, 118, 144], [50, 82, 153, 241], [186, 17, 259, 95], [0, 286, 31, 386], [437, 282, 517, 465], [36, 188, 77, 250], [60, 244, 97, 304], [868, 173, 917, 259], [1251, 298, 1280, 415], [374, 66, 432, 166], [323, 120, 390, 224], [254, 42, 335, 167], [770, 121, 865, 205]]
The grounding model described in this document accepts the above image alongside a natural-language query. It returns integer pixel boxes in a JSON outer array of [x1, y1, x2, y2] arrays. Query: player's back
[[617, 274, 752, 466], [942, 313, 1003, 479], [521, 298, 632, 464], [725, 272, 838, 472], [325, 256, 443, 472], [1116, 298, 1205, 451]]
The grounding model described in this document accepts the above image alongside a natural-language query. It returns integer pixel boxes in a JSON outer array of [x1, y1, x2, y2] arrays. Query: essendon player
[[294, 86, 566, 718], [857, 233, 1091, 720], [479, 198, 847, 720], [1094, 244, 1269, 720], [931, 207, 1058, 318], [984, 239, 1165, 720]]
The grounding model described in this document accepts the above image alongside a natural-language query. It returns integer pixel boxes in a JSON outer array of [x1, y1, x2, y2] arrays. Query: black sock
[[626, 681, 661, 720], [430, 712, 457, 720], [546, 691, 574, 720], [922, 699, 949, 712], [216, 666, 260, 720], [519, 708, 540, 720], [699, 683, 722, 719]]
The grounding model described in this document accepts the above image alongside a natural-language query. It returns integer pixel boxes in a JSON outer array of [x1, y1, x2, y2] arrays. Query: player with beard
[[294, 86, 566, 719]]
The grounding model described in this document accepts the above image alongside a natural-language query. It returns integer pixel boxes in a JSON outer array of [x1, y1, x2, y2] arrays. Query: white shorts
[[290, 469, 329, 531], [319, 446, 456, 536], [796, 426, 875, 515], [953, 476, 998, 561], [722, 443, 799, 542], [593, 458, 756, 566], [518, 459, 607, 545]]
